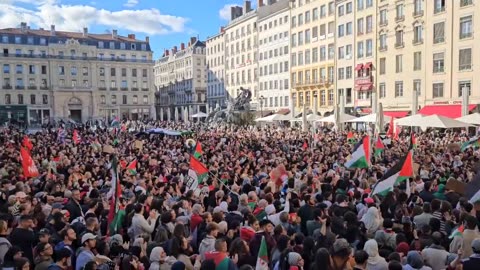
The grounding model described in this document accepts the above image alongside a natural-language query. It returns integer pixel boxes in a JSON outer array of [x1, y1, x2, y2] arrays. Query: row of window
[[226, 23, 257, 43], [378, 48, 472, 75], [291, 67, 335, 86], [100, 95, 148, 105], [295, 90, 335, 107], [2, 78, 47, 88], [259, 16, 289, 32], [97, 67, 148, 78], [207, 85, 226, 97], [259, 79, 289, 91], [291, 23, 335, 47], [2, 48, 148, 62], [259, 95, 289, 108], [4, 94, 48, 105], [291, 1, 335, 27], [259, 62, 289, 76], [291, 44, 335, 66], [259, 46, 289, 61], [259, 31, 288, 47], [378, 80, 472, 99], [3, 64, 47, 75]]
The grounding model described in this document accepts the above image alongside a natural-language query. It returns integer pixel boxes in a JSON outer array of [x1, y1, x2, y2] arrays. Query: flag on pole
[[20, 147, 40, 178], [22, 136, 33, 151], [460, 136, 480, 152], [72, 130, 81, 144], [108, 156, 124, 235], [57, 128, 66, 143], [189, 156, 208, 183], [193, 142, 203, 159], [387, 117, 394, 137], [449, 225, 464, 239], [371, 138, 414, 196], [345, 136, 371, 169], [127, 159, 137, 175], [255, 236, 269, 270], [374, 137, 385, 157], [110, 117, 120, 127]]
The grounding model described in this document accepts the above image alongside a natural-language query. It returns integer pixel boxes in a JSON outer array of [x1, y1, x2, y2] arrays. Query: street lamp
[[260, 95, 264, 117]]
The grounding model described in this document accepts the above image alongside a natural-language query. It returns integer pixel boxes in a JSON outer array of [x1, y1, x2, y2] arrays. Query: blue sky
[[0, 0, 252, 58]]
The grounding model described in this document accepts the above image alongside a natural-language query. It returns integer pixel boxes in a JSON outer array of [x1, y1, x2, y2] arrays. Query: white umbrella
[[307, 114, 323, 122], [348, 113, 392, 123], [456, 113, 480, 125], [255, 114, 292, 122], [191, 112, 208, 118], [411, 114, 471, 128], [395, 114, 425, 126], [315, 113, 356, 123]]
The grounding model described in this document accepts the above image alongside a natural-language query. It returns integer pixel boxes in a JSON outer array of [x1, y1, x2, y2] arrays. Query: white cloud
[[123, 0, 138, 8], [0, 0, 187, 35], [219, 4, 238, 21]]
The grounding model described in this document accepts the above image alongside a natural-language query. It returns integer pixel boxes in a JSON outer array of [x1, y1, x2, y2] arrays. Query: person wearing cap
[[75, 233, 96, 270], [33, 229, 51, 259], [461, 238, 480, 270], [9, 215, 36, 263], [249, 219, 276, 259], [47, 247, 72, 270]]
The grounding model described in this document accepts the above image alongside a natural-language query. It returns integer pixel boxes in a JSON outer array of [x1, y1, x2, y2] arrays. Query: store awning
[[356, 84, 373, 91], [364, 62, 373, 69], [384, 111, 409, 118], [355, 64, 364, 71], [360, 108, 372, 114], [419, 104, 476, 118]]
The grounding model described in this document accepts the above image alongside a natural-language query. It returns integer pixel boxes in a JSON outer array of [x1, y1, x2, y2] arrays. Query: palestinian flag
[[255, 236, 269, 270], [204, 251, 231, 270], [72, 130, 81, 144], [108, 156, 123, 235], [372, 140, 414, 196], [466, 166, 480, 204], [449, 225, 464, 239], [127, 159, 137, 175], [253, 207, 267, 221], [22, 136, 33, 151], [345, 136, 371, 169], [347, 131, 355, 144], [187, 156, 208, 190], [461, 136, 480, 152], [248, 201, 257, 210], [111, 117, 120, 127], [374, 137, 385, 157], [193, 142, 203, 159]]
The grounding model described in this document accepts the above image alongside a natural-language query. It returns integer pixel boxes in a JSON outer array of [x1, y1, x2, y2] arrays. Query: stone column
[[175, 107, 179, 122], [167, 108, 171, 121], [160, 108, 164, 121]]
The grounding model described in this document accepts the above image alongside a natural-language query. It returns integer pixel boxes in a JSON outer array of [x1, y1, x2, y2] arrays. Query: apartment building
[[206, 29, 227, 109], [224, 1, 260, 107], [0, 23, 154, 125], [257, 0, 291, 111], [154, 38, 207, 121], [290, 0, 337, 114]]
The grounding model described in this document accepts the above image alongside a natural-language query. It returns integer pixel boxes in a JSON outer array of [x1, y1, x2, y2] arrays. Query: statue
[[206, 87, 253, 124]]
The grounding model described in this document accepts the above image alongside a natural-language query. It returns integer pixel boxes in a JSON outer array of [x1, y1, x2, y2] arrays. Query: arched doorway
[[68, 97, 82, 122]]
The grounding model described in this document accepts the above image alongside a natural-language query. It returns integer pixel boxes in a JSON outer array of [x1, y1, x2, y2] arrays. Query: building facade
[[206, 30, 227, 109], [154, 38, 207, 121], [257, 0, 291, 111], [290, 0, 337, 114], [0, 23, 154, 125], [224, 1, 260, 108]]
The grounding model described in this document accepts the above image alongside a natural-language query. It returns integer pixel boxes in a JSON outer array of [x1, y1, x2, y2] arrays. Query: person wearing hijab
[[433, 184, 446, 201], [149, 247, 177, 270], [361, 207, 383, 236], [363, 239, 388, 270], [404, 251, 432, 270], [287, 252, 304, 270]]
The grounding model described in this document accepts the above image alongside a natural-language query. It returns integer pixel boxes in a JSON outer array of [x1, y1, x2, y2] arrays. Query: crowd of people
[[0, 120, 480, 270]]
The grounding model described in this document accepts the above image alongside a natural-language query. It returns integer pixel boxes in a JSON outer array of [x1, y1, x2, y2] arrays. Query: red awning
[[418, 104, 476, 118], [361, 108, 372, 114], [384, 111, 409, 118], [364, 62, 373, 69], [355, 85, 363, 91], [355, 64, 364, 71], [356, 84, 373, 91]]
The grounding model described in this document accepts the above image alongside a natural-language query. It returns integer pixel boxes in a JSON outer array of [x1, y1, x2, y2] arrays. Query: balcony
[[110, 87, 118, 91], [99, 87, 107, 90], [412, 38, 424, 45], [379, 20, 388, 27], [460, 32, 473, 39], [132, 87, 139, 91], [413, 10, 424, 17], [28, 86, 37, 90], [395, 42, 404, 49], [294, 79, 326, 89], [141, 88, 149, 91], [2, 85, 12, 89], [16, 86, 25, 90], [120, 87, 128, 91], [395, 15, 405, 22]]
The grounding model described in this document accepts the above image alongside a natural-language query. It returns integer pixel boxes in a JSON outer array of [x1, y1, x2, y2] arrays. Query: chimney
[[243, 0, 252, 12], [258, 0, 264, 7], [20, 22, 27, 32], [166, 50, 169, 56], [112, 29, 118, 39], [190, 37, 197, 45], [220, 26, 225, 33], [180, 43, 185, 50], [83, 27, 88, 37], [145, 36, 150, 43], [127, 34, 136, 40], [50, 25, 55, 36], [172, 46, 177, 54], [231, 6, 243, 20]]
